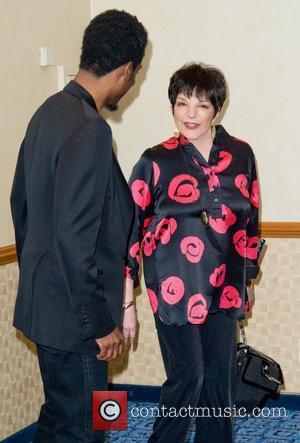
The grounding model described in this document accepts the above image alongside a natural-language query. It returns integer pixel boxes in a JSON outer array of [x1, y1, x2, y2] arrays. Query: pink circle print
[[219, 285, 242, 309], [247, 236, 259, 260], [129, 242, 140, 264], [143, 216, 153, 237], [155, 218, 177, 245], [209, 204, 237, 234], [161, 136, 180, 150], [209, 264, 226, 287], [131, 179, 151, 210], [142, 232, 156, 256], [147, 288, 158, 313], [180, 236, 205, 263], [250, 180, 259, 208], [168, 174, 200, 204], [161, 134, 190, 150], [201, 165, 221, 192], [187, 293, 208, 324], [234, 230, 258, 260], [213, 151, 232, 173], [161, 276, 185, 305], [235, 174, 249, 198], [233, 230, 247, 257]]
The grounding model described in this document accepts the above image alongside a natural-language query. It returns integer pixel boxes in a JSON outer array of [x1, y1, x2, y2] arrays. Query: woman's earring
[[173, 127, 180, 138]]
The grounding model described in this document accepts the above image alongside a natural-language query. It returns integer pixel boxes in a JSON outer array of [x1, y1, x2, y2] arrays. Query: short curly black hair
[[168, 63, 227, 115], [79, 9, 148, 77]]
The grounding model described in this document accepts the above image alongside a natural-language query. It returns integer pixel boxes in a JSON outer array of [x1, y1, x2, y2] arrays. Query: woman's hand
[[123, 305, 137, 346], [122, 277, 137, 346]]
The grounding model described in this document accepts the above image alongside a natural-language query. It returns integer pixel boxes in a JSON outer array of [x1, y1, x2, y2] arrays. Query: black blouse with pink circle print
[[126, 125, 260, 326]]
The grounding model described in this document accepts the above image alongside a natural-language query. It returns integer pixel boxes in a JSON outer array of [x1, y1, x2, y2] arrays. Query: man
[[10, 10, 147, 442]]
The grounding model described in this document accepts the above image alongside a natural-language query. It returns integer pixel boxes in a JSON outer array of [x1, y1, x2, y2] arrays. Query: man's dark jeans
[[33, 344, 108, 442]]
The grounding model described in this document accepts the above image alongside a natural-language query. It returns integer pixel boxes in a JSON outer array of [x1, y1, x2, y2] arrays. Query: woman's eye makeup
[[175, 100, 210, 109]]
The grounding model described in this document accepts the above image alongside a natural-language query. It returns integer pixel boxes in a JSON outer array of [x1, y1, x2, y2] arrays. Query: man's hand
[[123, 304, 137, 346], [95, 327, 123, 361]]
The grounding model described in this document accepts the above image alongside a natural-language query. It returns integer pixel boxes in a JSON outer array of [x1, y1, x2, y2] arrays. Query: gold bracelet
[[122, 301, 135, 310]]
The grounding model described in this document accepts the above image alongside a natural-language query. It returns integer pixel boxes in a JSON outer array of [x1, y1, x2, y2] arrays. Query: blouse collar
[[161, 125, 232, 151]]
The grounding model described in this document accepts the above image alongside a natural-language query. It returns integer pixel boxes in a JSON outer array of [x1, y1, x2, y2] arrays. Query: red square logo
[[93, 391, 128, 430]]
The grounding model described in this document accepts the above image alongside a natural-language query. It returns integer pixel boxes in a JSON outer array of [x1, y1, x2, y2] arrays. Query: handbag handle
[[239, 320, 247, 345]]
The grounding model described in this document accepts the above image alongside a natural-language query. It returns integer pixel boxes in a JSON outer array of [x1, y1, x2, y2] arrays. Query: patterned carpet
[[105, 401, 300, 442]]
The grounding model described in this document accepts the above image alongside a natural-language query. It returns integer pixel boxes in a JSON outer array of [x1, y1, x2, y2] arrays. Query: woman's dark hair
[[168, 63, 227, 115], [80, 9, 148, 77]]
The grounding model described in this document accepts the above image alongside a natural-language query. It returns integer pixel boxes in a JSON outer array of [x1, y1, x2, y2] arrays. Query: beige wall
[[0, 0, 90, 246], [92, 0, 300, 223], [1, 238, 300, 438], [1, 0, 299, 243]]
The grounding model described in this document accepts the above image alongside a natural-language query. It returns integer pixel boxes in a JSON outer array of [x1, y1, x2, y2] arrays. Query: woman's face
[[173, 91, 215, 142]]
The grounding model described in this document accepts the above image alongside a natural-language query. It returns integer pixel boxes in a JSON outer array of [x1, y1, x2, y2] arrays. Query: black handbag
[[236, 321, 284, 413]]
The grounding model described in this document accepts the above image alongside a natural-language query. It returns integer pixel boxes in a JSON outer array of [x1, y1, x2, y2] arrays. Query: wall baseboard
[[2, 384, 299, 442], [0, 244, 17, 266], [260, 221, 300, 238]]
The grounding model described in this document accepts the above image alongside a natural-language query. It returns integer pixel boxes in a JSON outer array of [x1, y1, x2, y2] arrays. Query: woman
[[123, 63, 260, 442]]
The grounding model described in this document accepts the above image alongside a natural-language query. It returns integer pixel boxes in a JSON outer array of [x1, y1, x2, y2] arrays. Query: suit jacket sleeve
[[53, 119, 115, 340], [10, 140, 27, 264]]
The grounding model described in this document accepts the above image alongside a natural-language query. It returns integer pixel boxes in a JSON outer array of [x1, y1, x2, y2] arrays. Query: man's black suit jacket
[[10, 81, 134, 354]]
